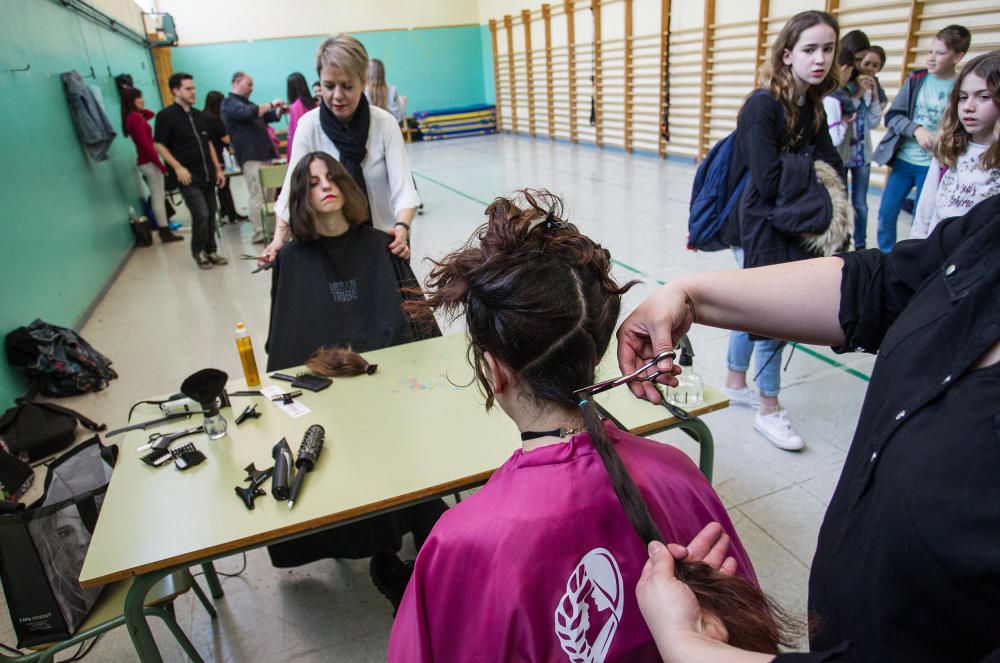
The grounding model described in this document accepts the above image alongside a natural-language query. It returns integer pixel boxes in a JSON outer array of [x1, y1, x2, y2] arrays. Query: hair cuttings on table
[[306, 347, 378, 377]]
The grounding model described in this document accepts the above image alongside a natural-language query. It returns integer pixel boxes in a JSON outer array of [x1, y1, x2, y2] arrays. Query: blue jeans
[[728, 248, 784, 397], [847, 164, 871, 249], [877, 159, 928, 252]]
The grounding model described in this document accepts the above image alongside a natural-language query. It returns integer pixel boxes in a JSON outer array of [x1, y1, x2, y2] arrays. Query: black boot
[[159, 227, 184, 243], [369, 549, 414, 615]]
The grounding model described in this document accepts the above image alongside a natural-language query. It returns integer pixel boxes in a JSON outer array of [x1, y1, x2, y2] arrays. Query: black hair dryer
[[180, 368, 229, 439]]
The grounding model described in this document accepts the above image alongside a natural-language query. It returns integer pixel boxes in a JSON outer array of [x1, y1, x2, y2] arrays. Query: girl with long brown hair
[[120, 88, 183, 243], [365, 58, 404, 123], [719, 10, 844, 454], [264, 150, 447, 603], [388, 191, 797, 661], [265, 151, 415, 372], [911, 50, 1000, 239], [285, 72, 317, 163]]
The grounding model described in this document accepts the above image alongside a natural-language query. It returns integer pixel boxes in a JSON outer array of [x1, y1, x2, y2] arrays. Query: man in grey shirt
[[220, 72, 285, 243]]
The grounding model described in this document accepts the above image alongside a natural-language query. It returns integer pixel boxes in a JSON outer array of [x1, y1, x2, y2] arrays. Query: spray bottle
[[666, 347, 703, 406], [235, 322, 261, 388]]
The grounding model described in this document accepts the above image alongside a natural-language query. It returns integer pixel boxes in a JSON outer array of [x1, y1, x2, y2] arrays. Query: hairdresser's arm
[[388, 207, 415, 259], [617, 257, 845, 403], [384, 117, 419, 259], [637, 541, 774, 663]]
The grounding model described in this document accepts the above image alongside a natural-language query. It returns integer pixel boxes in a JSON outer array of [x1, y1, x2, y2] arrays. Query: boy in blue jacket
[[872, 24, 969, 252]]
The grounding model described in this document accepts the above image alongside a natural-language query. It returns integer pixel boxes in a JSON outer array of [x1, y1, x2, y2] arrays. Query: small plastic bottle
[[667, 348, 703, 407], [235, 322, 261, 388]]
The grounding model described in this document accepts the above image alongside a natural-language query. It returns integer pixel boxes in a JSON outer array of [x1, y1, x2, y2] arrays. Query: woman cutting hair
[[262, 35, 419, 264]]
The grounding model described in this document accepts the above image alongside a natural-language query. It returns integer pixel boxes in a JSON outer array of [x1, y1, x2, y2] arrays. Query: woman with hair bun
[[388, 191, 797, 662]]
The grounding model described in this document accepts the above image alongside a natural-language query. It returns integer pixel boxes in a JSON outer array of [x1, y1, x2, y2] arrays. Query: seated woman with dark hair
[[388, 191, 797, 661], [265, 151, 445, 604], [266, 150, 424, 372]]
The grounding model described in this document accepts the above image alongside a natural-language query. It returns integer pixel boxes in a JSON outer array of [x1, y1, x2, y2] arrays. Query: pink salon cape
[[388, 421, 756, 662]]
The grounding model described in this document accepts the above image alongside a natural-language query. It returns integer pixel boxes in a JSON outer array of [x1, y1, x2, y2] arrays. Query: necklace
[[520, 427, 586, 442]]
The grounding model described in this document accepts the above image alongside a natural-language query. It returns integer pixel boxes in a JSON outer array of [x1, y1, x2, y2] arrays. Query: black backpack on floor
[[5, 320, 117, 397], [0, 397, 105, 462]]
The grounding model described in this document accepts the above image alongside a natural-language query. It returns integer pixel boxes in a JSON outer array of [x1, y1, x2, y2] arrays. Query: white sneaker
[[754, 409, 805, 451], [724, 386, 760, 409]]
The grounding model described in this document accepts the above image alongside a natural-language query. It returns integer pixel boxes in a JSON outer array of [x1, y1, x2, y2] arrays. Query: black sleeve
[[777, 643, 1000, 663], [835, 194, 1000, 354], [739, 94, 784, 201], [773, 641, 857, 662], [153, 109, 170, 145], [207, 116, 226, 140]]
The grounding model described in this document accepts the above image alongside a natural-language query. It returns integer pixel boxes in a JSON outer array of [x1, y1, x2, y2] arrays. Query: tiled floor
[[2, 133, 892, 660]]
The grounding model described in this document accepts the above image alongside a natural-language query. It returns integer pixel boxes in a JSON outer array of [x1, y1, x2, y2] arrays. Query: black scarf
[[319, 94, 370, 204]]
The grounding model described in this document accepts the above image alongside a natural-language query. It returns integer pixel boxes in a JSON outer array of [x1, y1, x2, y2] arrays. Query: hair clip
[[573, 350, 677, 399], [526, 206, 563, 235]]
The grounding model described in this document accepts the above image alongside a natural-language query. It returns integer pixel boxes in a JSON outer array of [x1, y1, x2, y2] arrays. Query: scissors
[[240, 254, 273, 274], [137, 425, 205, 452], [575, 351, 691, 421], [574, 350, 677, 399]]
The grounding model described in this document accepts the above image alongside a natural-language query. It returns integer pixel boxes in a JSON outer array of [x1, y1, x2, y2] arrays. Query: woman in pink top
[[285, 72, 317, 163], [388, 191, 798, 662], [120, 88, 182, 243]]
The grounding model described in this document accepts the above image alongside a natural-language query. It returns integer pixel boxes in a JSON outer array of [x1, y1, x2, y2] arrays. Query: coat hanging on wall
[[60, 70, 117, 161]]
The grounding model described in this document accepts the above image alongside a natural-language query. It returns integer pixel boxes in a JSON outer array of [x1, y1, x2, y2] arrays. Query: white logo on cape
[[554, 547, 624, 662]]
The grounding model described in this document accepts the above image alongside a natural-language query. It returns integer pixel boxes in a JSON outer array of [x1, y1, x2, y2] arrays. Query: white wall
[[156, 0, 481, 45], [90, 0, 146, 35], [477, 0, 522, 24]]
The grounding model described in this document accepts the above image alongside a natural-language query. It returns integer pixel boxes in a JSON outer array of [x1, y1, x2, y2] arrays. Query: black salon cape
[[265, 225, 416, 372], [264, 225, 446, 564]]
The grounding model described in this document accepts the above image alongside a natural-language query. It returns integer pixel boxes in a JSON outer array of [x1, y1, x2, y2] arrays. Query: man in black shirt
[[153, 72, 228, 269], [220, 72, 284, 244]]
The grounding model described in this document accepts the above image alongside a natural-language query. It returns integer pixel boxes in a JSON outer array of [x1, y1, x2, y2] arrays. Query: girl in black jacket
[[721, 11, 844, 452]]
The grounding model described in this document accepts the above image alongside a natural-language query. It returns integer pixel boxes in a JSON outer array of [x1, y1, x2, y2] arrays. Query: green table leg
[[124, 569, 171, 663], [200, 562, 224, 599], [675, 417, 714, 483]]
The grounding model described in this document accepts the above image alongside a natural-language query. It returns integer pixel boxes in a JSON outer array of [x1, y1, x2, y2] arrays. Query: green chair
[[258, 163, 289, 242], [2, 570, 215, 663]]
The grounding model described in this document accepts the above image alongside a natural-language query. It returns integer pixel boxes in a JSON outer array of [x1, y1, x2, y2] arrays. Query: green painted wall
[[0, 1, 156, 409], [170, 24, 489, 119], [481, 24, 496, 106]]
